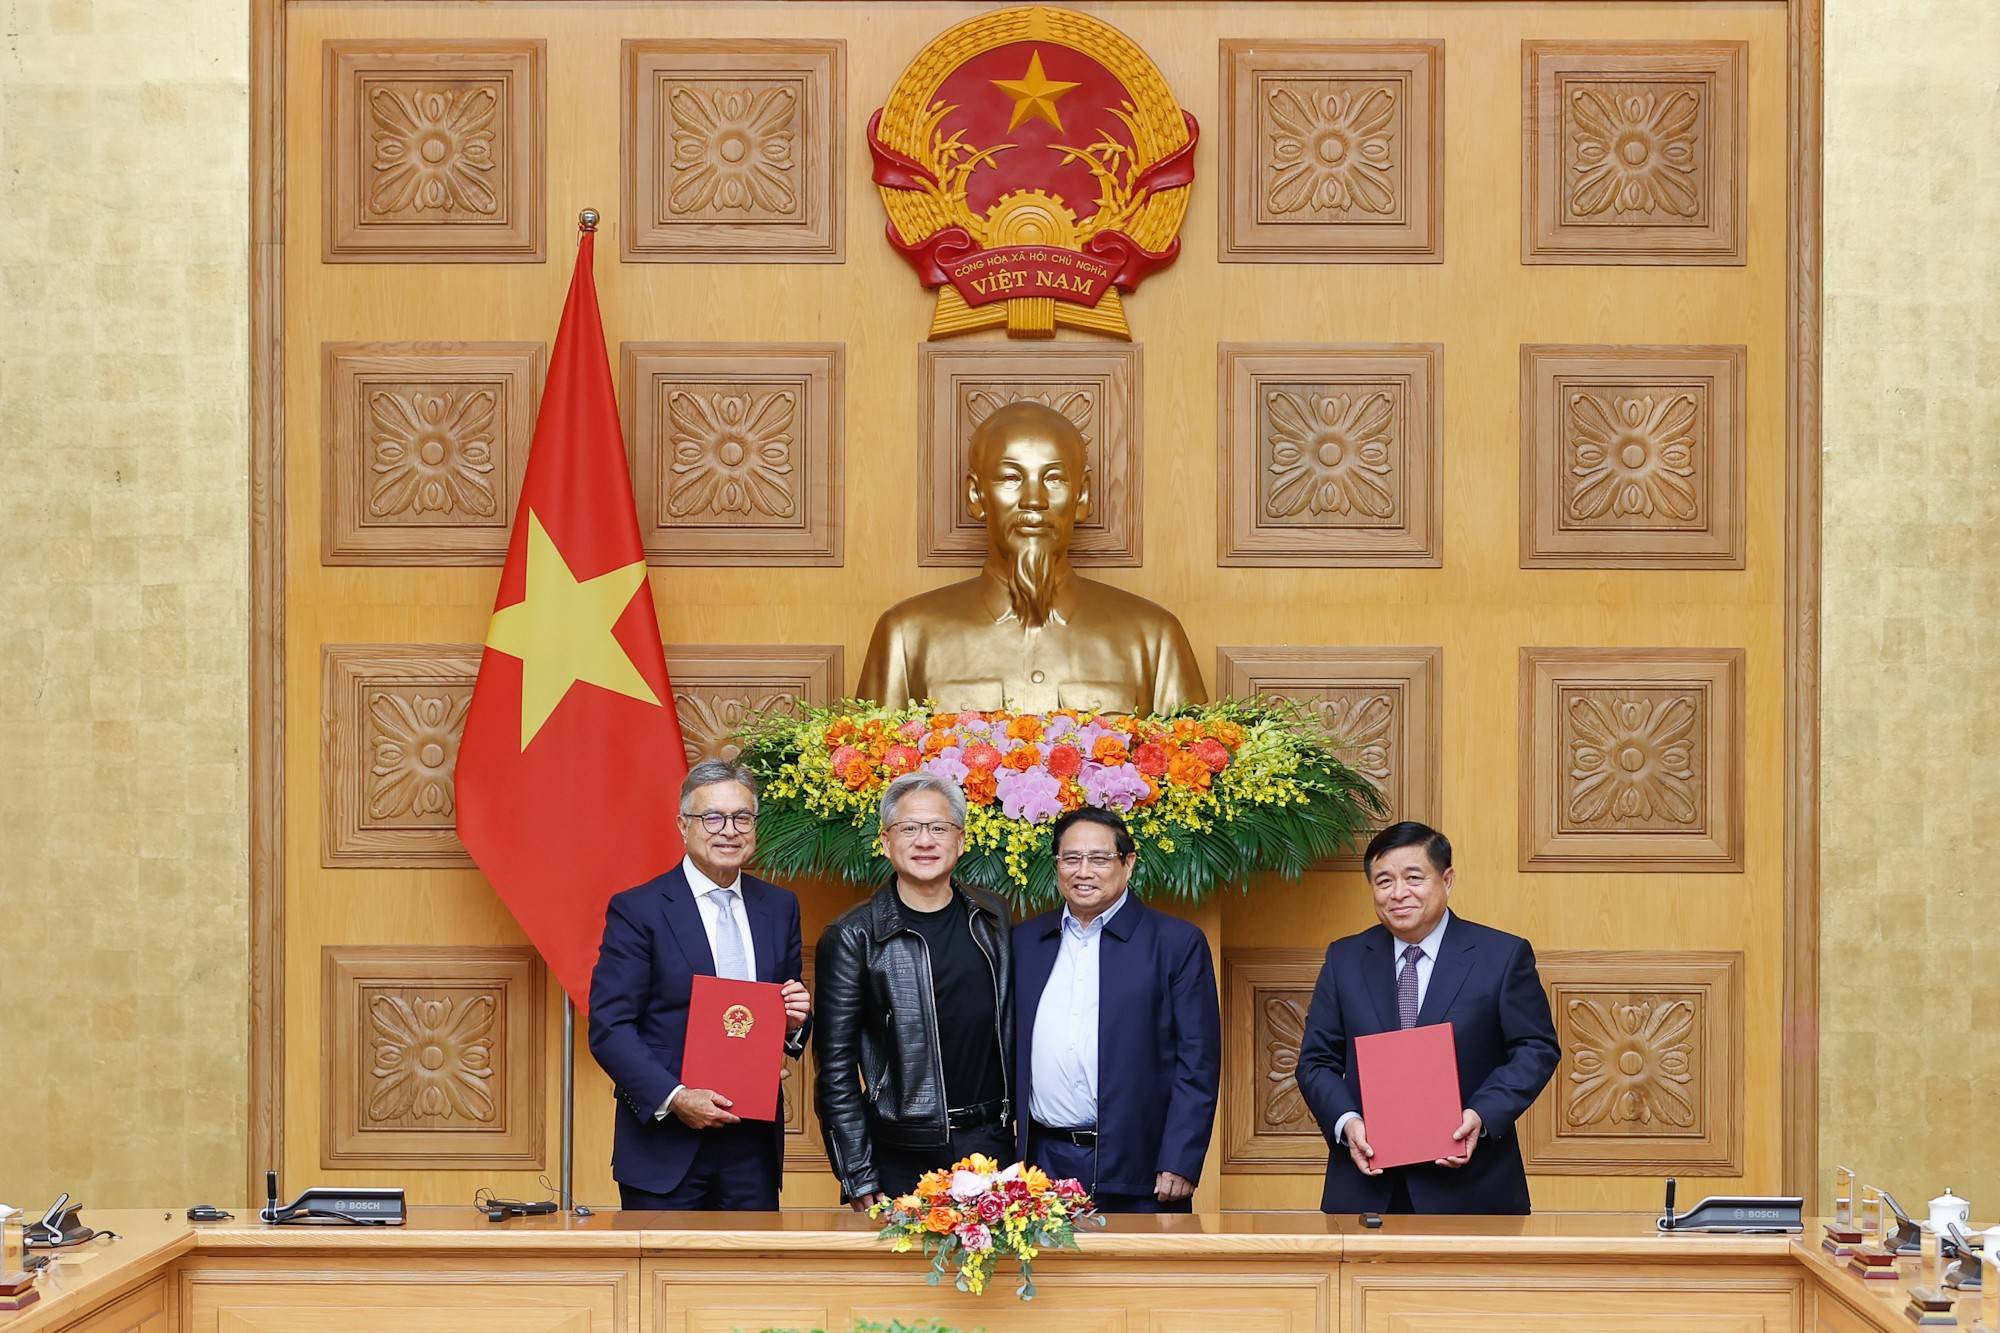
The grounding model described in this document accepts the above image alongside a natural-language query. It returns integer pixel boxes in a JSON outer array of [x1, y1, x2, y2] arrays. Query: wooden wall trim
[[247, 0, 288, 1208], [1783, 0, 1824, 1206]]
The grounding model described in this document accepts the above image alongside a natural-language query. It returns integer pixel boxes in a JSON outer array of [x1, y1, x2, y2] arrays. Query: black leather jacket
[[812, 881, 1013, 1199]]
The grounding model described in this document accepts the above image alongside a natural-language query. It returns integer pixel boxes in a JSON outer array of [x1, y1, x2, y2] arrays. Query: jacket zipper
[[908, 928, 950, 1145], [967, 906, 1011, 1119]]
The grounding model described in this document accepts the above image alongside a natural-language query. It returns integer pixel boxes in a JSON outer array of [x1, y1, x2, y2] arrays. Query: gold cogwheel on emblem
[[984, 189, 1080, 249]]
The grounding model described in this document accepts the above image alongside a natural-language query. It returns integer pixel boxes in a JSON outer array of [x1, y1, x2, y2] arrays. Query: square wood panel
[[1222, 949, 1328, 1172], [322, 644, 481, 868], [1523, 41, 1746, 265], [1521, 345, 1746, 569], [1524, 950, 1743, 1175], [322, 342, 545, 565], [666, 644, 845, 766], [1219, 40, 1444, 262], [622, 39, 844, 262], [783, 953, 828, 1171], [322, 945, 545, 1169], [324, 40, 545, 262], [624, 343, 844, 566], [1218, 344, 1442, 566], [918, 343, 1142, 567], [1216, 646, 1441, 865], [1519, 648, 1743, 871]]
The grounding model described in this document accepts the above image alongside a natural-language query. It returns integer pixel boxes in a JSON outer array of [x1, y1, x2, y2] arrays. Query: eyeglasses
[[885, 820, 963, 841], [683, 810, 756, 834], [1056, 852, 1127, 871]]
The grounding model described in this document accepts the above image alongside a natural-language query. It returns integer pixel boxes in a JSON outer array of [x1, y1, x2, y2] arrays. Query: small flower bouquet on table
[[869, 1154, 1103, 1299]]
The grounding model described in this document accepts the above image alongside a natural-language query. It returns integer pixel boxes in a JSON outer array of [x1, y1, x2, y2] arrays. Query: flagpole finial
[[578, 208, 600, 233]]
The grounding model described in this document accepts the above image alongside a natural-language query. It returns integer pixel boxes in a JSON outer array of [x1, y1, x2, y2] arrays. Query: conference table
[[2, 1208, 1970, 1332]]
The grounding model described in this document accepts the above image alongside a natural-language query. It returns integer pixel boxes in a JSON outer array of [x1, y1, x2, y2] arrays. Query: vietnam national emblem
[[869, 5, 1197, 340]]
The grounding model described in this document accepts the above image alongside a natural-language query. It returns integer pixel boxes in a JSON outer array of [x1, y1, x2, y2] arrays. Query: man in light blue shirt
[[1012, 808, 1221, 1212]]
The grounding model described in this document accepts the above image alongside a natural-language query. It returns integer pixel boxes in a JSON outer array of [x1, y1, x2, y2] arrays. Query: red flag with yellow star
[[456, 222, 686, 1010]]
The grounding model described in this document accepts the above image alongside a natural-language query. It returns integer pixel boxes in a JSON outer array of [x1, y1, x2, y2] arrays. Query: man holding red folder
[[1296, 822, 1558, 1215], [587, 760, 811, 1211]]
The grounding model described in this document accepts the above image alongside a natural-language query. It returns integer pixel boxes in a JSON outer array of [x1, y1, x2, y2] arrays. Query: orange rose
[[827, 719, 856, 745], [1167, 749, 1213, 790], [841, 755, 875, 790], [924, 1206, 960, 1234], [1001, 744, 1042, 772], [930, 713, 959, 732], [1171, 718, 1202, 743], [1006, 714, 1044, 742], [965, 770, 998, 805], [1058, 780, 1085, 811], [1090, 735, 1130, 766], [917, 1169, 951, 1200], [1211, 720, 1246, 748], [1139, 775, 1161, 805]]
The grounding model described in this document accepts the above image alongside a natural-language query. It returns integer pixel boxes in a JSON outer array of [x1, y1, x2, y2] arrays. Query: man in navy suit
[[1297, 821, 1558, 1215], [587, 759, 811, 1211], [1012, 808, 1220, 1212]]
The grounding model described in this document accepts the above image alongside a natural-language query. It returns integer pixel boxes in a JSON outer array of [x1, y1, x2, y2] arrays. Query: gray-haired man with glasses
[[814, 772, 1014, 1208], [588, 759, 811, 1211]]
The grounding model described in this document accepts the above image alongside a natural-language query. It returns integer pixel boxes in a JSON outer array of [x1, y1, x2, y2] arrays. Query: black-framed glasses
[[684, 810, 756, 834], [885, 819, 962, 841]]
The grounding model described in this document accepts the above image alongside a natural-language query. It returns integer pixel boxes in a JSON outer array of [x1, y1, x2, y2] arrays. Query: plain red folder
[[1354, 1022, 1463, 1169], [681, 975, 786, 1122]]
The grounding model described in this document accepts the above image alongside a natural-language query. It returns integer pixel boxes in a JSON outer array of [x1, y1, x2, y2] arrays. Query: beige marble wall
[[0, 0, 249, 1206], [1820, 0, 2000, 1214]]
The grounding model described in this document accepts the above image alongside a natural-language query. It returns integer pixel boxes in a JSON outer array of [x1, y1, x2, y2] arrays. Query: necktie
[[710, 888, 751, 981], [1397, 943, 1423, 1029]]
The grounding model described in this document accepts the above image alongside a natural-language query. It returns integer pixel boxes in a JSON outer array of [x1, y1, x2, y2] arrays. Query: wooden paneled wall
[[263, 1, 1802, 1213]]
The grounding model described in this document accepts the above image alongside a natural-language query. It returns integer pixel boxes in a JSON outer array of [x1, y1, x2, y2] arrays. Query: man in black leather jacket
[[814, 771, 1014, 1208]]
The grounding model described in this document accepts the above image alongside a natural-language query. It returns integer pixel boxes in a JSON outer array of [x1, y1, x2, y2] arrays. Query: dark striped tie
[[1397, 944, 1423, 1029]]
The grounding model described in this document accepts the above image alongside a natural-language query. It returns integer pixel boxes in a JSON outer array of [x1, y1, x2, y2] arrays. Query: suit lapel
[[1415, 916, 1475, 1027], [743, 879, 782, 983], [1021, 914, 1062, 1020], [1364, 926, 1399, 1033], [659, 867, 717, 976]]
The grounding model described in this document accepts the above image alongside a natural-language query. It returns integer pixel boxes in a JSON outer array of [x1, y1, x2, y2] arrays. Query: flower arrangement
[[869, 1154, 1103, 1298], [736, 698, 1385, 907]]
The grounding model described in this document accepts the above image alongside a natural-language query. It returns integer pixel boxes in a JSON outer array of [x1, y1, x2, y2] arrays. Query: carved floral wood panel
[[1523, 42, 1746, 264], [1222, 949, 1326, 1171], [322, 945, 545, 1168], [622, 39, 844, 262], [918, 343, 1142, 567], [322, 645, 482, 867], [1216, 647, 1441, 866], [1519, 648, 1743, 871], [1521, 345, 1746, 568], [1219, 345, 1442, 566], [624, 344, 845, 566], [1524, 951, 1742, 1174], [1220, 40, 1443, 262], [664, 645, 845, 766], [324, 41, 545, 262], [323, 343, 544, 565]]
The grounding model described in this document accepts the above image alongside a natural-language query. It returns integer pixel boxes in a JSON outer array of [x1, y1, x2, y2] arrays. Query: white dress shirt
[[1027, 889, 1132, 1129], [1332, 909, 1452, 1147], [657, 856, 758, 1120]]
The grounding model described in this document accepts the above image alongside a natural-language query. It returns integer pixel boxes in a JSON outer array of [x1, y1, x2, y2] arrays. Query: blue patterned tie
[[711, 888, 751, 981], [1398, 944, 1423, 1029]]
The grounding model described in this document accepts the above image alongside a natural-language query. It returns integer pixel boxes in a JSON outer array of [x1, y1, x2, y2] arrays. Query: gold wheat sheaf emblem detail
[[722, 1003, 755, 1039]]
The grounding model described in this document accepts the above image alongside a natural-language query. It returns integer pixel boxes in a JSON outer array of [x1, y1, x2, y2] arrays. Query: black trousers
[[1027, 1128, 1193, 1214], [617, 1122, 779, 1211], [869, 1119, 1014, 1199]]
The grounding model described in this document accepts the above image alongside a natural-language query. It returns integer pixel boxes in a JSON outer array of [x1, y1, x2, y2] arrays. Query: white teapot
[[1928, 1188, 1970, 1236]]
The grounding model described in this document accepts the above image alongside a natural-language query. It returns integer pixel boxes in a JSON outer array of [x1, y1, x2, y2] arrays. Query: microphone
[[264, 1171, 278, 1224], [1662, 1178, 1678, 1231]]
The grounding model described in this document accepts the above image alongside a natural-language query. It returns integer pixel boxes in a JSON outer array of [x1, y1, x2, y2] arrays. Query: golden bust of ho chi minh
[[858, 401, 1205, 715]]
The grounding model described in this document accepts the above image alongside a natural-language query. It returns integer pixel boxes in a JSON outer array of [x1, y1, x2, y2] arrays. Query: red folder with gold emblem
[[681, 975, 786, 1122], [1354, 1022, 1463, 1169]]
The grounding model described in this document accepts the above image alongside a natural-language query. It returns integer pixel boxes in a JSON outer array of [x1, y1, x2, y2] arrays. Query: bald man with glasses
[[588, 759, 811, 1211]]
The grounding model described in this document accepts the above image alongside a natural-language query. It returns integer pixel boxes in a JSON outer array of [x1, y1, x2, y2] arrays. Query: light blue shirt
[[1332, 909, 1451, 1146], [1027, 889, 1132, 1128]]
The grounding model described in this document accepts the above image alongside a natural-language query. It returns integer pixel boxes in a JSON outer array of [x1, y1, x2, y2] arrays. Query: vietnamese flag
[[456, 219, 687, 1010]]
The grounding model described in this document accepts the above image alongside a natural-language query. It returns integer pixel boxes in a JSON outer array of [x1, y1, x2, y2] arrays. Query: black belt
[[947, 1099, 1006, 1130], [1031, 1119, 1097, 1147]]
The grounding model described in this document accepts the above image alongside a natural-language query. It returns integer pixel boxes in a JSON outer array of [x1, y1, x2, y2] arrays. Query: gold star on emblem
[[991, 49, 1080, 133], [483, 510, 661, 749]]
